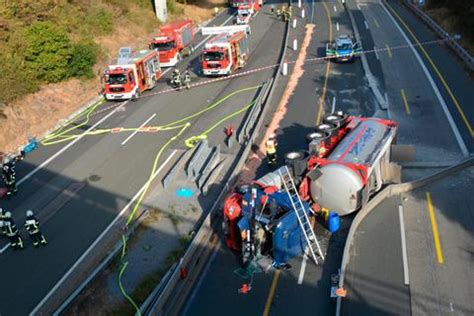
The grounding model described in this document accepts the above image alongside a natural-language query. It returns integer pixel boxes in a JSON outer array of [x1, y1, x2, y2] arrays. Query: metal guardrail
[[141, 7, 292, 315], [335, 157, 474, 316], [403, 1, 474, 71]]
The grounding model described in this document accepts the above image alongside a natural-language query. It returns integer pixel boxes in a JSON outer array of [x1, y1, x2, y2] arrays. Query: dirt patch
[[0, 0, 226, 155]]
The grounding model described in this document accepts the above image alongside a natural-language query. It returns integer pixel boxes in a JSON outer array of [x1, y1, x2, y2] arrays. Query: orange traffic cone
[[238, 283, 251, 294]]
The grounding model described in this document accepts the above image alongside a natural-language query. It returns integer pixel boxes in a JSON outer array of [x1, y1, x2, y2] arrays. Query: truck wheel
[[316, 122, 338, 137], [323, 112, 347, 127], [284, 151, 308, 177], [306, 131, 330, 144]]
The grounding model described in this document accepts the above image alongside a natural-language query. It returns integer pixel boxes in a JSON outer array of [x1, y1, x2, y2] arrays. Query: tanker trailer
[[307, 116, 398, 215]]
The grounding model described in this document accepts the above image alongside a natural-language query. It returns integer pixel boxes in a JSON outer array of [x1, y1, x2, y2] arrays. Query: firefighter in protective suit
[[25, 210, 47, 247], [265, 133, 278, 166], [2, 157, 18, 197], [0, 207, 6, 236], [3, 212, 23, 249], [172, 68, 182, 89], [183, 70, 191, 89]]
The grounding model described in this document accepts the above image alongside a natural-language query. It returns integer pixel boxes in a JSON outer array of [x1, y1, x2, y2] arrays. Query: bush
[[85, 8, 114, 35], [0, 53, 39, 103], [69, 42, 98, 79], [22, 21, 73, 83]]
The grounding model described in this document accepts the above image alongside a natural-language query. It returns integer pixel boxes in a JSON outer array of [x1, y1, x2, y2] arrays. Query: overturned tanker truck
[[223, 112, 399, 267]]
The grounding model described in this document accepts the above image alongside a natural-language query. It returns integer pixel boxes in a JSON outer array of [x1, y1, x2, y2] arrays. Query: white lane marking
[[194, 13, 236, 50], [357, 4, 361, 10], [331, 96, 336, 113], [0, 243, 11, 254], [298, 251, 308, 285], [450, 302, 454, 312], [31, 149, 178, 315], [121, 113, 157, 145], [333, 5, 337, 12], [336, 22, 340, 31], [380, 1, 468, 156], [398, 205, 410, 285], [17, 101, 128, 186], [374, 46, 380, 60], [364, 20, 369, 29]]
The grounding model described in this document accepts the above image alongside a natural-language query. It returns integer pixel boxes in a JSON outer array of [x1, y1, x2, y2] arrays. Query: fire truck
[[200, 25, 250, 76], [149, 19, 195, 67], [223, 112, 399, 267], [229, 0, 262, 10], [103, 48, 162, 101]]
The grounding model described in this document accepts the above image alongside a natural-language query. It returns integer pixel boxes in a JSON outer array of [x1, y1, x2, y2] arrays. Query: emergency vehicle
[[149, 19, 195, 67], [235, 5, 253, 25], [223, 112, 399, 267], [326, 35, 362, 62], [103, 47, 162, 101], [200, 25, 250, 76], [229, 0, 262, 10]]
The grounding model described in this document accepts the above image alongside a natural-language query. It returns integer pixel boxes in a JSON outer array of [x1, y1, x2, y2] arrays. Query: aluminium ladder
[[278, 165, 325, 264]]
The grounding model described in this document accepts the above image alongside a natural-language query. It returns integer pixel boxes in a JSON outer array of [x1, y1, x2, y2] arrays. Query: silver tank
[[310, 118, 397, 215]]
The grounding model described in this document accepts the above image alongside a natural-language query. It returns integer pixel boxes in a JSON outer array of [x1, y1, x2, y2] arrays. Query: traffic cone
[[238, 283, 251, 294]]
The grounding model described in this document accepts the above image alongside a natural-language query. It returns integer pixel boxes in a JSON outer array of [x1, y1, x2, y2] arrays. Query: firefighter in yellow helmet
[[265, 133, 278, 166]]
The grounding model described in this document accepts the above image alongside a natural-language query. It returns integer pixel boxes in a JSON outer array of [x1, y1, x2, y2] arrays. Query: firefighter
[[183, 70, 191, 89], [3, 212, 23, 249], [265, 133, 278, 166], [0, 207, 6, 236], [172, 68, 182, 89], [2, 157, 18, 197], [25, 210, 47, 247]]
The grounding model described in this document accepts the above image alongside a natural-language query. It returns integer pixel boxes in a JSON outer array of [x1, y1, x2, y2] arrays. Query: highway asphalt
[[0, 7, 286, 316], [186, 0, 474, 315], [342, 165, 474, 315]]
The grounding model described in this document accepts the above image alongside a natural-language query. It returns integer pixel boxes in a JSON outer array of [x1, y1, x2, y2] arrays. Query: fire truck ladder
[[278, 166, 325, 264]]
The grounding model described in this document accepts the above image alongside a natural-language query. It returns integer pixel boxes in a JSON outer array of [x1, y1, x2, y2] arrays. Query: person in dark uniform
[[24, 210, 47, 247]]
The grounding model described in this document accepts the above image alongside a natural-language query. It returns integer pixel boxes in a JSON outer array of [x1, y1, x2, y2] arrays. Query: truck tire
[[284, 151, 308, 177], [316, 122, 339, 137], [323, 112, 347, 127], [305, 131, 330, 144]]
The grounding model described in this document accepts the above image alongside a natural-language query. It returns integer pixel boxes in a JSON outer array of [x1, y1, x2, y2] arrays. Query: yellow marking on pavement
[[426, 192, 444, 264], [316, 2, 333, 124], [401, 89, 411, 114], [262, 269, 281, 316], [374, 18, 380, 28], [384, 0, 474, 138], [385, 44, 392, 58]]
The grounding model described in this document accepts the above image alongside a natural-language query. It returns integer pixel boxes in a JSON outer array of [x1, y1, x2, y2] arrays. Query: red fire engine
[[200, 25, 250, 76], [229, 0, 262, 10], [149, 19, 195, 67], [103, 48, 162, 101]]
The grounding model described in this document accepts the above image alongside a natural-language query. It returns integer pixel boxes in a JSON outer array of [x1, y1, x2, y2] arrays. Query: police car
[[326, 35, 362, 62]]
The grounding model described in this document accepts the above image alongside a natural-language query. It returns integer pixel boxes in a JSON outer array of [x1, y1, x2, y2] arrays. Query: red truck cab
[[149, 19, 195, 67], [201, 28, 249, 76], [103, 48, 162, 101]]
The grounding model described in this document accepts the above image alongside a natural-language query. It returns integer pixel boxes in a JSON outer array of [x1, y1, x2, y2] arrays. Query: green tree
[[22, 21, 73, 83], [69, 42, 98, 79]]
